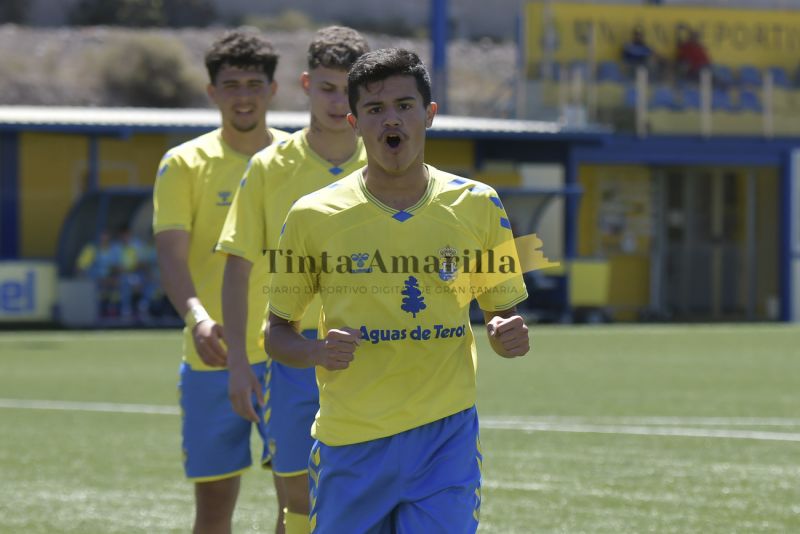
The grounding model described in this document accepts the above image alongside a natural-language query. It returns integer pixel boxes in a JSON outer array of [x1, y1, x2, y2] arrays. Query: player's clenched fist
[[193, 319, 227, 367], [312, 327, 361, 371], [486, 315, 529, 358]]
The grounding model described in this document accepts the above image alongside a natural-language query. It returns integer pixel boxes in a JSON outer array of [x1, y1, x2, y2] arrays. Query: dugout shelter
[[0, 106, 601, 326], [0, 104, 798, 324], [0, 103, 798, 324]]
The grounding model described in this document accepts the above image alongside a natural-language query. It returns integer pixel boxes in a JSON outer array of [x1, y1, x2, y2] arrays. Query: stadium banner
[[524, 2, 800, 75], [0, 261, 56, 322]]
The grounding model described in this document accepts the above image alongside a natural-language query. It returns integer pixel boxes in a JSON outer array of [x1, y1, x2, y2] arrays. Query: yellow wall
[[426, 139, 474, 174], [96, 134, 168, 188], [427, 139, 523, 186], [526, 2, 800, 71], [19, 134, 511, 259], [20, 133, 87, 258], [19, 132, 170, 258], [472, 170, 522, 187]]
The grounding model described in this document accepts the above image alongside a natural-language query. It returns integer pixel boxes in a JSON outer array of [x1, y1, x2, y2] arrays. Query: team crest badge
[[438, 245, 458, 281]]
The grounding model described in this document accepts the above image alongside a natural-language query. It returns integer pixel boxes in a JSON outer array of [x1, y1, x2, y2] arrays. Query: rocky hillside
[[0, 25, 517, 117]]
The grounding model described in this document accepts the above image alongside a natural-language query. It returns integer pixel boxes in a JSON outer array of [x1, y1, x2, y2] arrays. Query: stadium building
[[1, 0, 799, 325]]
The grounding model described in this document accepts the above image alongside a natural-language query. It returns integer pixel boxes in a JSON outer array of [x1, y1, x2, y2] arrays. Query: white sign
[[0, 262, 57, 321]]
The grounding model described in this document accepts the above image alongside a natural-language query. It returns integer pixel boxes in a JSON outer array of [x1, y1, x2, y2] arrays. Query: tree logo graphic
[[400, 276, 426, 317]]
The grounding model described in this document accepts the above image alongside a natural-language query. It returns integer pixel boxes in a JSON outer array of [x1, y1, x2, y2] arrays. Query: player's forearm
[[264, 320, 321, 369], [155, 234, 201, 318], [222, 255, 252, 367]]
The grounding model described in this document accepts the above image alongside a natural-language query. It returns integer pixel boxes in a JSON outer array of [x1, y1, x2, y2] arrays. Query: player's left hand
[[486, 315, 529, 358], [227, 356, 263, 424]]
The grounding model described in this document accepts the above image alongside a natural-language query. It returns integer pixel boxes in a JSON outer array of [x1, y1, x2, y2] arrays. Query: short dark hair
[[347, 48, 431, 116], [307, 26, 370, 71], [205, 28, 278, 84]]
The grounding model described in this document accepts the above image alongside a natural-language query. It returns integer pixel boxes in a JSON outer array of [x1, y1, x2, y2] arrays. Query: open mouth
[[385, 134, 402, 148]]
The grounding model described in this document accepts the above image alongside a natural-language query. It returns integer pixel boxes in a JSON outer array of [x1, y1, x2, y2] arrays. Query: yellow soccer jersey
[[217, 128, 367, 333], [269, 166, 528, 446], [152, 127, 289, 370]]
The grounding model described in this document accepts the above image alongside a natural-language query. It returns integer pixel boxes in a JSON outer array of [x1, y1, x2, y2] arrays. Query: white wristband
[[184, 304, 211, 329]]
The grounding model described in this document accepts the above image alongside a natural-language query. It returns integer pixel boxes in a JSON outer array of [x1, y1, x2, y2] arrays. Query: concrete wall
[[21, 0, 632, 40], [24, 0, 800, 40]]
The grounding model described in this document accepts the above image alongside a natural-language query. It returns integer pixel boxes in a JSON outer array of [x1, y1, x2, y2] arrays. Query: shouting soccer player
[[217, 26, 369, 534], [265, 48, 531, 533], [152, 30, 289, 534]]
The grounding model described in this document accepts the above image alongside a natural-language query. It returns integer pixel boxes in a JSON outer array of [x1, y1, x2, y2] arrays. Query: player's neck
[[220, 122, 273, 157], [305, 120, 358, 166], [362, 161, 429, 211]]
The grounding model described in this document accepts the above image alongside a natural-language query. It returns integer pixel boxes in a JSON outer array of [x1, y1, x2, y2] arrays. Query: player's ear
[[425, 102, 437, 128], [269, 79, 278, 98], [347, 113, 358, 132], [300, 72, 311, 95], [206, 83, 217, 104]]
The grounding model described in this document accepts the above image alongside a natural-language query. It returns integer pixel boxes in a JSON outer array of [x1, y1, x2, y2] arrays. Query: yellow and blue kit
[[152, 127, 289, 480], [217, 128, 367, 476], [269, 166, 528, 530]]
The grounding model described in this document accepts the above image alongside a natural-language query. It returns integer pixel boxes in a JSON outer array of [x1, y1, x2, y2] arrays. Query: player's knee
[[194, 478, 239, 527], [282, 474, 311, 513]]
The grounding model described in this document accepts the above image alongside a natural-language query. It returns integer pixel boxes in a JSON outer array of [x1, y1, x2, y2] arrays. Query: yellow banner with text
[[525, 2, 800, 74]]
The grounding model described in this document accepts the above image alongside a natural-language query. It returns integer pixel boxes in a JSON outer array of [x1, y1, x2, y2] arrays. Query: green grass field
[[1, 325, 799, 533]]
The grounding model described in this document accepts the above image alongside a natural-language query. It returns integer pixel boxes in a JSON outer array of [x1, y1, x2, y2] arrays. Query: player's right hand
[[228, 360, 263, 423], [192, 319, 227, 367], [313, 327, 360, 371]]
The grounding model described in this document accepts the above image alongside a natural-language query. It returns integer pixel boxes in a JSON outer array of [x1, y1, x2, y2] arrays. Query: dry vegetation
[[0, 25, 517, 117]]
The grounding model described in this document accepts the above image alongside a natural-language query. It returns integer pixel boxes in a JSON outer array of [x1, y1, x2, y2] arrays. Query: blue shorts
[[308, 406, 482, 534], [178, 361, 270, 481], [269, 329, 319, 477]]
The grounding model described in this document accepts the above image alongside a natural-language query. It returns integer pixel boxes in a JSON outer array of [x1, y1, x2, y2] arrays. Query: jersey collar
[[357, 165, 437, 221]]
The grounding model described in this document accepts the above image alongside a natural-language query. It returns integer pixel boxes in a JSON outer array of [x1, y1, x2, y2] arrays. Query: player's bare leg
[[193, 476, 240, 534], [282, 474, 310, 533], [273, 472, 287, 534]]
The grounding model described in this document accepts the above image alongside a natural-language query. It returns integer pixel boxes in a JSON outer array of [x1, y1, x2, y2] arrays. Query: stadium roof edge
[[0, 106, 611, 142]]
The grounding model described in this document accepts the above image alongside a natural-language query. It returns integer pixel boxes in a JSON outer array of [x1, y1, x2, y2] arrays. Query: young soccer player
[[152, 29, 289, 534], [264, 48, 531, 533], [216, 26, 369, 534]]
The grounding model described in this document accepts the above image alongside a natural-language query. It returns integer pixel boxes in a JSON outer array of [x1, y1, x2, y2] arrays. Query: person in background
[[676, 30, 711, 83], [622, 26, 664, 81], [218, 26, 370, 534], [152, 29, 289, 534], [75, 229, 122, 317]]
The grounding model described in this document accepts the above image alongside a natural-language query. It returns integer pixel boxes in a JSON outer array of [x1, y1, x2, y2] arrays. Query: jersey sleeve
[[217, 159, 266, 263], [472, 189, 529, 312], [267, 207, 318, 322], [152, 151, 193, 234]]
